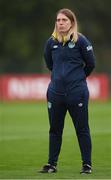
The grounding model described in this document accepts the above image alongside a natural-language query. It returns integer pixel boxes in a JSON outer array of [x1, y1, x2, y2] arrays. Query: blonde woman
[[40, 8, 95, 174]]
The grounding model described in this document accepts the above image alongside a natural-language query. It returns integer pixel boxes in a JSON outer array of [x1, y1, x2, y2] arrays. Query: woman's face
[[56, 13, 72, 34]]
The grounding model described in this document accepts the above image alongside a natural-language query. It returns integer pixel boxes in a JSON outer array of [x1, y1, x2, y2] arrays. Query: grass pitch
[[0, 101, 111, 179]]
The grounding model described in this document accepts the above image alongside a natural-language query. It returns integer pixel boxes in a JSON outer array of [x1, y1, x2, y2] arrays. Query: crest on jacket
[[68, 42, 75, 48]]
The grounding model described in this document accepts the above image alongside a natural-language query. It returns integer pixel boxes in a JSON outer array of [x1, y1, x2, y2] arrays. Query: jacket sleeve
[[44, 38, 53, 71], [79, 35, 96, 77]]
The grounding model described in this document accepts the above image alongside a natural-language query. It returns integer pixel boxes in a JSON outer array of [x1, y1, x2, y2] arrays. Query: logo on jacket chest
[[68, 42, 75, 48], [53, 45, 58, 49]]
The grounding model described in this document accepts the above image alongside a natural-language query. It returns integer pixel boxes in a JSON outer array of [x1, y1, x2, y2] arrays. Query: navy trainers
[[39, 164, 57, 173], [80, 164, 92, 174]]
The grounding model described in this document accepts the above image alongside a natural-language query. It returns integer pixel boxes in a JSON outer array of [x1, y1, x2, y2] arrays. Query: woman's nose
[[59, 20, 63, 25]]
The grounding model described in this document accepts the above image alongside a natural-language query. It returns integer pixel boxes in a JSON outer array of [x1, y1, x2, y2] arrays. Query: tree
[[0, 0, 111, 74]]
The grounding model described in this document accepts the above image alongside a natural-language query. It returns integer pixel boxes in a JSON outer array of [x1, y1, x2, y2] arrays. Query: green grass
[[0, 101, 111, 179]]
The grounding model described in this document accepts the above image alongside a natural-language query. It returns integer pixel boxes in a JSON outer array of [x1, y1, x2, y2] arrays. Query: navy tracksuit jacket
[[44, 34, 95, 166]]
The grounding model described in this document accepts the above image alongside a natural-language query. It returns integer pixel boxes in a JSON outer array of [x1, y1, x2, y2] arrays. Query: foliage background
[[0, 0, 111, 74]]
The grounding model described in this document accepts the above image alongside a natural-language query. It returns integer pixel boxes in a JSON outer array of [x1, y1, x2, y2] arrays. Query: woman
[[40, 8, 95, 174]]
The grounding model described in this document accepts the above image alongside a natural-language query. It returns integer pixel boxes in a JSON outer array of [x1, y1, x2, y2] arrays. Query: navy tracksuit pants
[[47, 87, 92, 167]]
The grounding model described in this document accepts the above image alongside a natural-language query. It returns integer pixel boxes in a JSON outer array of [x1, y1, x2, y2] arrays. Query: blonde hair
[[52, 8, 78, 44]]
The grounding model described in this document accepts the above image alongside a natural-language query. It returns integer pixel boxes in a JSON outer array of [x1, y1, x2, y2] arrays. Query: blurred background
[[0, 0, 111, 101], [0, 0, 111, 74], [0, 1, 111, 179]]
